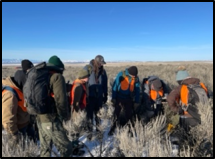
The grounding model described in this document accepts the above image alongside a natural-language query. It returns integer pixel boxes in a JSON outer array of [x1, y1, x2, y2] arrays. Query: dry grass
[[2, 133, 40, 157], [2, 61, 213, 157]]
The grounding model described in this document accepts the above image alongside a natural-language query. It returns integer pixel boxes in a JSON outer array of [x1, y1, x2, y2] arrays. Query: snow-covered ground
[[50, 118, 116, 157]]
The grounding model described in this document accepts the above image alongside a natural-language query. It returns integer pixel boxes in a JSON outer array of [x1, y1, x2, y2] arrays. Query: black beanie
[[14, 70, 27, 90], [128, 66, 138, 76], [21, 59, 34, 72]]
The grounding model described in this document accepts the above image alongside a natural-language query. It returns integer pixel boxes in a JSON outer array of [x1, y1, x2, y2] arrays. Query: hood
[[148, 76, 159, 82], [2, 77, 20, 90], [181, 77, 200, 85]]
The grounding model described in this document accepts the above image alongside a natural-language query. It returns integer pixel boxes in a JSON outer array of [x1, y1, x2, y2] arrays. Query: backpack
[[23, 62, 52, 115], [187, 83, 209, 105], [142, 77, 164, 97], [180, 83, 208, 122], [110, 70, 126, 88]]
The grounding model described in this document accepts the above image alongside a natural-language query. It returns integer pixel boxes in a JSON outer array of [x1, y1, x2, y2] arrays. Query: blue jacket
[[112, 69, 140, 103]]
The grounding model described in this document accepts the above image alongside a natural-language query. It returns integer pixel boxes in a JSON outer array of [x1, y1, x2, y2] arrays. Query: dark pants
[[86, 96, 103, 131], [109, 98, 134, 134], [180, 117, 200, 132], [154, 104, 164, 117], [19, 126, 28, 135], [26, 123, 39, 143]]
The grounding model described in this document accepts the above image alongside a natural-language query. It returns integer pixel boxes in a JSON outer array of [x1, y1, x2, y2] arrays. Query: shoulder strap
[[180, 84, 189, 106], [199, 82, 208, 95], [2, 86, 21, 101], [122, 70, 126, 78], [119, 70, 126, 82]]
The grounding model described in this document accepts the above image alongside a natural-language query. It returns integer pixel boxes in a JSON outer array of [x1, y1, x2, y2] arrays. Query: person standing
[[108, 66, 140, 136], [83, 55, 108, 135], [35, 55, 83, 157], [70, 69, 90, 121]]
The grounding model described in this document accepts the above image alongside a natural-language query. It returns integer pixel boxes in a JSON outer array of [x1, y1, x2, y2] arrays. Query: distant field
[[2, 60, 213, 67]]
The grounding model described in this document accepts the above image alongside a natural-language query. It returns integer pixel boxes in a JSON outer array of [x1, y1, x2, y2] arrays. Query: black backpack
[[23, 62, 52, 115]]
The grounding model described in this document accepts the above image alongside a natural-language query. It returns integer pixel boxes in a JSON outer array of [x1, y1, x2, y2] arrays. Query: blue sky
[[2, 2, 213, 62]]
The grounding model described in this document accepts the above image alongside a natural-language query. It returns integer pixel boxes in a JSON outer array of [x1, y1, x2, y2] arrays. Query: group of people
[[2, 55, 210, 157]]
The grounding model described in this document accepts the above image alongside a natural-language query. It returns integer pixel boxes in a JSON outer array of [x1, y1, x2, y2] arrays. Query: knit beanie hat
[[176, 66, 189, 81], [21, 59, 34, 72], [47, 55, 65, 70], [14, 70, 27, 90], [78, 69, 90, 79], [151, 79, 162, 91], [128, 66, 138, 76]]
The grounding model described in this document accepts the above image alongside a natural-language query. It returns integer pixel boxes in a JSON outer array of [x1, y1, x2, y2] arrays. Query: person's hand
[[170, 114, 180, 127]]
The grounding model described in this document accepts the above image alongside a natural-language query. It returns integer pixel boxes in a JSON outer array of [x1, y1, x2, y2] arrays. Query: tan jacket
[[2, 77, 30, 134]]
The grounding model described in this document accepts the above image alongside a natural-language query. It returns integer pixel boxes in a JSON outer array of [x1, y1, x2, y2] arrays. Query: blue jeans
[[18, 126, 27, 136]]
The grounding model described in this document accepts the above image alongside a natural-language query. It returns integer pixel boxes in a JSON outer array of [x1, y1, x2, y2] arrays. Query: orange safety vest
[[120, 73, 135, 92], [146, 81, 164, 101], [70, 79, 87, 110], [2, 86, 27, 112], [180, 83, 208, 115]]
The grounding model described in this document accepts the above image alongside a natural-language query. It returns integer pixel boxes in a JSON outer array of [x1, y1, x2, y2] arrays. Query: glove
[[103, 96, 107, 104], [170, 114, 180, 127], [167, 123, 174, 132], [111, 99, 116, 105]]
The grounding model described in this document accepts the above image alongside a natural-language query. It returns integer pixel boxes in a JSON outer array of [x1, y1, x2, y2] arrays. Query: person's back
[[70, 69, 90, 120], [36, 55, 83, 157], [109, 66, 140, 136], [112, 67, 140, 102], [167, 67, 209, 132], [141, 76, 169, 120], [20, 59, 39, 143]]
